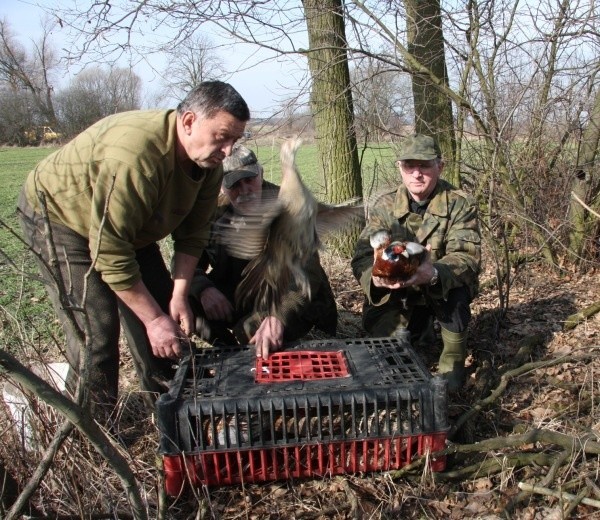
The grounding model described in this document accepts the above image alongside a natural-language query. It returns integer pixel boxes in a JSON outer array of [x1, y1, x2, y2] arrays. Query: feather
[[371, 235, 426, 280], [215, 138, 363, 315]]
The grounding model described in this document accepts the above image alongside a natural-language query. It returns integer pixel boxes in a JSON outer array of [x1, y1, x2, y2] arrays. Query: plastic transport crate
[[157, 335, 449, 495]]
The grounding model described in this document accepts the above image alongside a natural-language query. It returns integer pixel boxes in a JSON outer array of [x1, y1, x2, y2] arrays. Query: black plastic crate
[[157, 336, 449, 494]]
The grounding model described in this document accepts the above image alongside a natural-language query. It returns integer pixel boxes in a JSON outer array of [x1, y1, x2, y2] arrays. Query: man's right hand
[[145, 314, 187, 359], [200, 286, 234, 322], [116, 279, 189, 360], [251, 316, 284, 359]]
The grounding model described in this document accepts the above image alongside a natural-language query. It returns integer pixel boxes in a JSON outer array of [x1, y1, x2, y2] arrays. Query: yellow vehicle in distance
[[24, 126, 62, 145]]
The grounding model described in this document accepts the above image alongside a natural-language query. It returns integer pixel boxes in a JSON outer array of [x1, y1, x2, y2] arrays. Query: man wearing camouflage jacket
[[351, 134, 481, 391]]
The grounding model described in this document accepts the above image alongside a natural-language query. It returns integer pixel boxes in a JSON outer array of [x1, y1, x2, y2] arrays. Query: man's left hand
[[372, 244, 436, 289]]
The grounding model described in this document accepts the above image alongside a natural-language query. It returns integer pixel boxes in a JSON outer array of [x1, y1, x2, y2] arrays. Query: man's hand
[[146, 314, 187, 359], [250, 316, 284, 359], [200, 286, 234, 322], [169, 293, 195, 335], [116, 279, 190, 361], [372, 244, 436, 289]]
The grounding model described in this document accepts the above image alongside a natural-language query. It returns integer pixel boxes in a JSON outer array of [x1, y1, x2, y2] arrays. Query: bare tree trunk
[[569, 88, 600, 264], [302, 0, 362, 204], [302, 0, 364, 255], [405, 0, 457, 185]]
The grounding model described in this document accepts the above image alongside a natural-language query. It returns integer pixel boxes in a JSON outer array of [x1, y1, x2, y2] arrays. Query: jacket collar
[[393, 180, 451, 242], [393, 180, 450, 218]]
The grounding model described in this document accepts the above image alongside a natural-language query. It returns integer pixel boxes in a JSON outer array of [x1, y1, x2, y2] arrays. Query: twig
[[443, 428, 600, 457], [435, 452, 555, 481], [338, 477, 360, 519], [22, 514, 134, 520], [571, 191, 600, 219], [5, 421, 74, 520], [0, 351, 148, 520], [586, 477, 600, 500], [451, 351, 598, 436], [503, 448, 571, 515], [156, 455, 168, 520], [389, 425, 600, 484], [294, 503, 352, 519], [518, 482, 600, 509], [389, 427, 600, 485], [563, 487, 588, 517]]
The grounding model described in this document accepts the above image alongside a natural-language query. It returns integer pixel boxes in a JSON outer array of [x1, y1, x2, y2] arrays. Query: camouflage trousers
[[362, 286, 472, 342]]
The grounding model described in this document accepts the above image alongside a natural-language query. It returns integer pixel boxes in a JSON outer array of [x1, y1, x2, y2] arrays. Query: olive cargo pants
[[18, 195, 175, 414]]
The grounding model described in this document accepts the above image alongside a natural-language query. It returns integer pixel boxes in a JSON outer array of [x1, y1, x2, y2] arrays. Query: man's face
[[180, 109, 247, 168], [222, 174, 263, 213], [396, 158, 444, 201]]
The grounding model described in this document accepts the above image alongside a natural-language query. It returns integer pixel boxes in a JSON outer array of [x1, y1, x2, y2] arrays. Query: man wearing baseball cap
[[351, 134, 481, 392], [189, 144, 337, 357], [221, 146, 263, 189]]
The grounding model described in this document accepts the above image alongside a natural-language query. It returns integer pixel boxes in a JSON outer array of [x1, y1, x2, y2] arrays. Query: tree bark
[[405, 0, 457, 185], [302, 0, 364, 256], [302, 0, 362, 205], [569, 87, 600, 263]]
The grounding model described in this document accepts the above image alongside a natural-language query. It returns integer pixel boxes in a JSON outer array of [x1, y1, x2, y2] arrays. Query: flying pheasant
[[214, 138, 363, 315]]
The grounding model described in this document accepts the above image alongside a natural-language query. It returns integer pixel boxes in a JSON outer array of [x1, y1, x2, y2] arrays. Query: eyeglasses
[[397, 159, 439, 172]]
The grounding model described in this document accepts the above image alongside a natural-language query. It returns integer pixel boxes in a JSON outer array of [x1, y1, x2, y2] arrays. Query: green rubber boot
[[438, 328, 468, 392]]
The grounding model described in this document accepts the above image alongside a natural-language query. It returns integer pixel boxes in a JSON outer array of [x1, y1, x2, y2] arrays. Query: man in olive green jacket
[[351, 134, 481, 392], [18, 81, 250, 416]]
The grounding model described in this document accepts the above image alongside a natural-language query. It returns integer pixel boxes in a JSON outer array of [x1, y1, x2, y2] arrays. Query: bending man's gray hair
[[177, 80, 250, 122]]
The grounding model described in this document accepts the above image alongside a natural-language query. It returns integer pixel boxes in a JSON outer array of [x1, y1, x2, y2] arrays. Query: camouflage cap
[[397, 134, 442, 161], [222, 145, 262, 188]]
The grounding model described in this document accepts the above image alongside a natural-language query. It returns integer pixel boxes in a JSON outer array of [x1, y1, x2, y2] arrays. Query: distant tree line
[[0, 19, 140, 145], [0, 17, 411, 148]]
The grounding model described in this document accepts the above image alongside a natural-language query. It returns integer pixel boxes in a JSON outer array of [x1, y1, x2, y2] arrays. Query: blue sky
[[1, 0, 308, 117]]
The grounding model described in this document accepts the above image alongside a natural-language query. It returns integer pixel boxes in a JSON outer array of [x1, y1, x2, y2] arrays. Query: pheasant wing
[[315, 199, 365, 243], [212, 191, 282, 260]]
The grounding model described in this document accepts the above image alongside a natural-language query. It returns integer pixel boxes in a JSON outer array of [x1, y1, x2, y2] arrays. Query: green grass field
[[0, 146, 56, 263], [0, 147, 59, 353], [0, 147, 55, 224]]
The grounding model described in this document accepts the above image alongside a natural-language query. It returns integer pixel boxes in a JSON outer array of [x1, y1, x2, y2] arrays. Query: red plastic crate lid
[[255, 350, 350, 382]]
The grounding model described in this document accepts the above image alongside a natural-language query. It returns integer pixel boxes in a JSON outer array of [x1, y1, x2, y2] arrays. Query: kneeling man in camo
[[351, 134, 481, 392]]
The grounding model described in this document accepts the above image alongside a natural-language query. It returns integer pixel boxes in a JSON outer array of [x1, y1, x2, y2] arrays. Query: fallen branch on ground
[[451, 350, 598, 436], [390, 427, 600, 482], [563, 301, 600, 330], [518, 482, 600, 509]]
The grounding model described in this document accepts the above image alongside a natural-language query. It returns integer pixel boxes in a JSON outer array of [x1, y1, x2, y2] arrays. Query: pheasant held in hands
[[370, 231, 426, 281]]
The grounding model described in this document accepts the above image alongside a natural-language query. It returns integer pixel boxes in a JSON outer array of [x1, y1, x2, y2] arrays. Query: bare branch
[[0, 350, 147, 519]]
